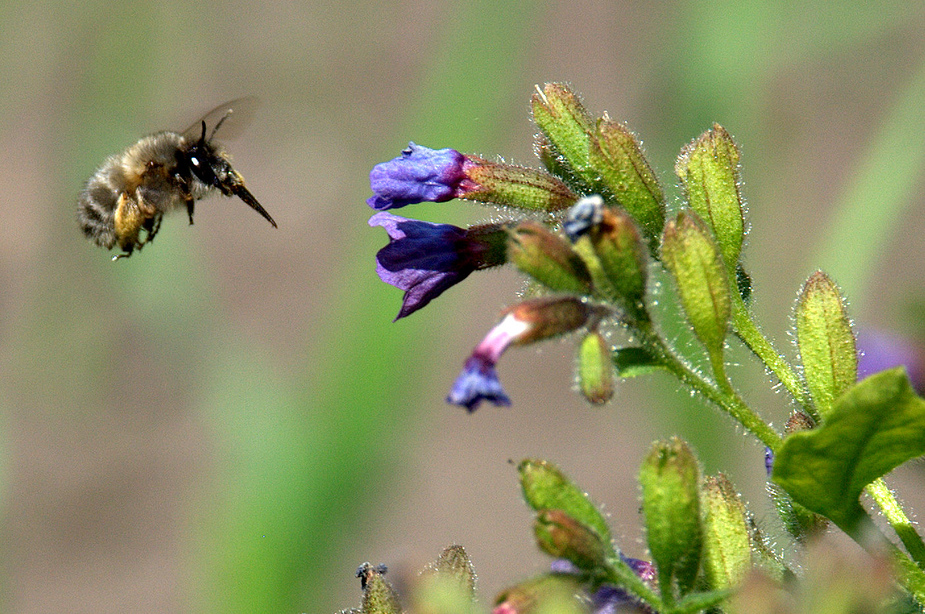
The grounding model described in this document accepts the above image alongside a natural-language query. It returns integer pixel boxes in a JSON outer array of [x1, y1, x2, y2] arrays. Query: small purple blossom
[[447, 312, 529, 411], [765, 447, 774, 477], [370, 212, 475, 320], [367, 142, 469, 210], [857, 328, 925, 393]]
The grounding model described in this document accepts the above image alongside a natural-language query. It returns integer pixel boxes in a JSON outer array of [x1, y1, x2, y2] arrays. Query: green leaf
[[612, 347, 666, 377], [795, 271, 857, 420], [772, 368, 925, 532]]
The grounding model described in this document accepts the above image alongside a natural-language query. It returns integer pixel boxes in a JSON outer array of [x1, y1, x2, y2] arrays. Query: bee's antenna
[[199, 120, 208, 145]]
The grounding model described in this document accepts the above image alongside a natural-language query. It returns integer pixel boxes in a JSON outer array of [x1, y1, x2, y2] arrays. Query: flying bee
[[77, 99, 277, 260]]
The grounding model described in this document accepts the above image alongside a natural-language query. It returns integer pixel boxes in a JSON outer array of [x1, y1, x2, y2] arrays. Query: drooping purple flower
[[551, 555, 655, 614], [448, 297, 609, 411], [856, 327, 925, 393], [367, 142, 469, 210], [764, 447, 774, 477], [369, 212, 507, 320]]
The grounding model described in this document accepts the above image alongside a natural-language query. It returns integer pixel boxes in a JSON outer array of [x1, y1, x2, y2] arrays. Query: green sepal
[[420, 545, 476, 600], [590, 116, 666, 253], [639, 438, 703, 600], [578, 332, 614, 404], [612, 346, 666, 377], [508, 222, 592, 295], [518, 459, 614, 557], [359, 565, 402, 614], [773, 368, 925, 534], [464, 157, 578, 212], [700, 474, 751, 591], [795, 271, 857, 421], [532, 83, 595, 185], [533, 508, 607, 570], [660, 211, 731, 369], [675, 124, 745, 272]]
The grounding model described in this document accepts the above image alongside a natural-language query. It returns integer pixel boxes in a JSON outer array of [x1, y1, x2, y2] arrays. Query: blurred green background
[[2, 1, 925, 612]]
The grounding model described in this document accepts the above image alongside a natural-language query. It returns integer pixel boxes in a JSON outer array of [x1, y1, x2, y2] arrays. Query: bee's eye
[[190, 156, 200, 167]]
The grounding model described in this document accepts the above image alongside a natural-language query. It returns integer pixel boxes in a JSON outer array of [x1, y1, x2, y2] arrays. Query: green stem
[[867, 478, 925, 569], [730, 292, 813, 416], [604, 555, 663, 612], [638, 323, 782, 451]]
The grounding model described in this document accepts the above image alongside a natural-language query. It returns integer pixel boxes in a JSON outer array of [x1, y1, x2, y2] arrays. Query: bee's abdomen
[[76, 157, 122, 249]]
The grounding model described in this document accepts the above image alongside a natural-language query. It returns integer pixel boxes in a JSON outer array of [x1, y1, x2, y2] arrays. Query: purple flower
[[857, 328, 925, 393], [369, 212, 506, 320], [367, 142, 468, 210], [448, 297, 608, 411]]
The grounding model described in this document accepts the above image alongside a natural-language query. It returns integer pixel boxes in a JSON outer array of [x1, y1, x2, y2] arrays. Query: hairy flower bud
[[796, 271, 857, 420], [639, 438, 703, 598], [518, 459, 613, 550], [534, 509, 607, 570], [675, 124, 745, 272], [356, 563, 401, 614], [508, 222, 592, 294], [590, 116, 666, 252], [493, 574, 583, 614], [532, 83, 595, 185], [578, 332, 614, 405], [701, 474, 751, 591], [565, 196, 649, 322], [661, 211, 731, 370]]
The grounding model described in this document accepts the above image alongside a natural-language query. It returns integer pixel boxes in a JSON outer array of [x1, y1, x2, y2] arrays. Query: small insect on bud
[[675, 124, 745, 272], [565, 196, 649, 322], [356, 563, 401, 614]]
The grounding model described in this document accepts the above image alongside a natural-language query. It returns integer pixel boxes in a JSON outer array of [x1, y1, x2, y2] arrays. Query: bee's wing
[[181, 97, 259, 142]]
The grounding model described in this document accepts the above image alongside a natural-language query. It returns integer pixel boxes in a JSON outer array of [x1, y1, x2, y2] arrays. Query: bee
[[77, 99, 277, 260]]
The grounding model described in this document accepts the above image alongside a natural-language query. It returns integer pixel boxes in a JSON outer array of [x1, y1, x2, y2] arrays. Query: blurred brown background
[[2, 1, 925, 612]]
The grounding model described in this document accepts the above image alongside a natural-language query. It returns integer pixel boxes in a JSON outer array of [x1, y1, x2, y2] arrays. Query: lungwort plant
[[347, 83, 925, 613]]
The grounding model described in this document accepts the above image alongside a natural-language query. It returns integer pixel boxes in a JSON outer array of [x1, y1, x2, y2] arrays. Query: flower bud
[[508, 222, 592, 295], [533, 509, 607, 570], [565, 196, 649, 322], [675, 124, 745, 272], [700, 474, 751, 591], [462, 156, 578, 212], [661, 211, 731, 367], [420, 545, 477, 599], [795, 271, 857, 421], [493, 574, 583, 614], [357, 563, 401, 614], [518, 459, 612, 550], [590, 116, 666, 251], [532, 83, 595, 184], [577, 332, 614, 405], [639, 438, 703, 598]]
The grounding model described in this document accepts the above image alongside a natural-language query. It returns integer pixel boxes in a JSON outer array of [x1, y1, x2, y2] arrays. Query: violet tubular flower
[[448, 297, 608, 411], [369, 212, 507, 320], [367, 142, 468, 211]]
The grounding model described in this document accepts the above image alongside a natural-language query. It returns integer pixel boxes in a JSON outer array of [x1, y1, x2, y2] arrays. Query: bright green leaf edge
[[772, 367, 925, 532]]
